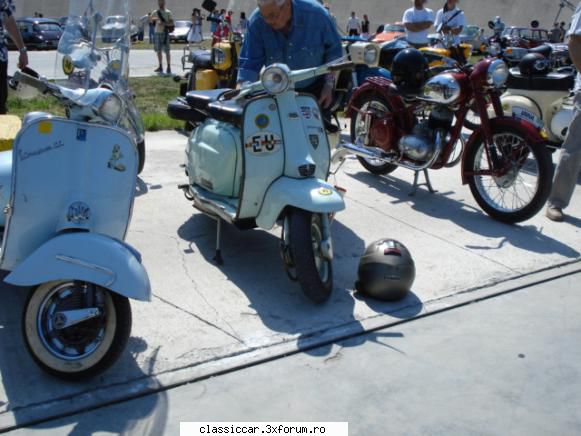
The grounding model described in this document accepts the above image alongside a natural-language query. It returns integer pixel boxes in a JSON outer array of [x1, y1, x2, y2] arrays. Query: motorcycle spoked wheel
[[23, 281, 132, 380], [137, 140, 146, 174], [288, 209, 333, 304], [466, 125, 553, 224], [350, 96, 398, 175], [464, 97, 493, 131]]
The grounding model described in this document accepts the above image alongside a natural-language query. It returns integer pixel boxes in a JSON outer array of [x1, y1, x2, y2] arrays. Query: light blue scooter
[[0, 0, 150, 380], [169, 42, 380, 303]]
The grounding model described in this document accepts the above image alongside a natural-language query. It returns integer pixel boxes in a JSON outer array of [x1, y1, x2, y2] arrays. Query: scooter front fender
[[256, 178, 346, 230], [500, 94, 542, 119], [5, 233, 151, 302]]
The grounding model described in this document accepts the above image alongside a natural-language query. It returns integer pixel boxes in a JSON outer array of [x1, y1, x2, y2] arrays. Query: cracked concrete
[[0, 129, 579, 430]]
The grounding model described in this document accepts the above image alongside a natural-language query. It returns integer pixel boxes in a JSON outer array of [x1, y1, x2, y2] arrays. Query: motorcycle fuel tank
[[187, 119, 242, 198]]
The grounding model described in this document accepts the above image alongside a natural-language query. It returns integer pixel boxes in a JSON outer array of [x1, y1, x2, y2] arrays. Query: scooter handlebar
[[327, 61, 355, 72]]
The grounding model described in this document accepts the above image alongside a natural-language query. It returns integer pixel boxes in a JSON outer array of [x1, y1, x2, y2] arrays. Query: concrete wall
[[16, 0, 573, 30]]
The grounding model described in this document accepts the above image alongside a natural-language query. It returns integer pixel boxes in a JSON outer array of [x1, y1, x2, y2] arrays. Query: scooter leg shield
[[5, 233, 151, 302], [256, 178, 345, 230]]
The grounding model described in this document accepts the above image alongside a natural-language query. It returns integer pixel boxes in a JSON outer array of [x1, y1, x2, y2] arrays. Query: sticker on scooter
[[301, 106, 312, 119], [312, 108, 321, 121], [512, 107, 543, 130], [319, 188, 333, 196], [244, 133, 282, 155], [67, 202, 91, 223], [108, 145, 126, 172], [255, 114, 270, 129], [309, 134, 320, 149]]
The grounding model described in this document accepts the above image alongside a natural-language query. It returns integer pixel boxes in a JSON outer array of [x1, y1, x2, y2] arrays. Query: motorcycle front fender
[[5, 233, 151, 302], [460, 116, 547, 185], [256, 178, 346, 230]]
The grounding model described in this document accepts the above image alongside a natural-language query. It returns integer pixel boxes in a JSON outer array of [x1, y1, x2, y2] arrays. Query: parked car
[[373, 22, 405, 43], [501, 27, 551, 49], [459, 25, 487, 53], [170, 20, 192, 43], [7, 18, 63, 51], [101, 15, 138, 43]]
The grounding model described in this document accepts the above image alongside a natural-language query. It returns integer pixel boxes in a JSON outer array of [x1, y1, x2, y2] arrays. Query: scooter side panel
[[0, 151, 12, 227], [238, 97, 285, 219], [5, 232, 151, 301], [295, 95, 331, 180], [256, 178, 345, 230], [1, 118, 137, 270]]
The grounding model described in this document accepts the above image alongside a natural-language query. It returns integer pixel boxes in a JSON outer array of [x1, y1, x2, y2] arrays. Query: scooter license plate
[[512, 106, 543, 130]]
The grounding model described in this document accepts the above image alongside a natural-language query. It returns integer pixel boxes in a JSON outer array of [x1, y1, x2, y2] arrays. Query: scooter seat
[[507, 68, 575, 92], [185, 89, 230, 113], [167, 97, 207, 123], [207, 100, 243, 126], [190, 49, 213, 69], [0, 115, 21, 151]]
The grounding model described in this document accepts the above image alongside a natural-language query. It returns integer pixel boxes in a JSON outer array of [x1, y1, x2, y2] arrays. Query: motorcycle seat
[[207, 101, 243, 126], [507, 68, 575, 92], [167, 98, 207, 123], [185, 89, 230, 112], [190, 50, 213, 69]]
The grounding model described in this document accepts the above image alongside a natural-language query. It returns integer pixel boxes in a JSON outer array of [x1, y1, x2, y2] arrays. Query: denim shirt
[[0, 0, 15, 63], [237, 0, 343, 88]]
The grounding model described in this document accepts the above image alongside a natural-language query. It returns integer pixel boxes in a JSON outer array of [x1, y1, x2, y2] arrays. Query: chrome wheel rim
[[311, 215, 330, 283], [473, 133, 540, 213]]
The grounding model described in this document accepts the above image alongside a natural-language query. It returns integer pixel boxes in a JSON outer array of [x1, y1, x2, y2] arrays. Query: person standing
[[208, 9, 219, 34], [402, 0, 434, 48], [150, 0, 174, 74], [346, 11, 361, 36], [435, 0, 465, 44], [560, 22, 567, 42], [1, 0, 28, 115], [148, 13, 155, 43], [546, 2, 581, 222], [188, 8, 203, 44], [238, 12, 248, 34], [361, 14, 370, 39]]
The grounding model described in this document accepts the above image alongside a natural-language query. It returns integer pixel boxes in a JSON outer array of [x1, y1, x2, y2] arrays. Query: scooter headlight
[[364, 45, 379, 65], [98, 93, 123, 124], [487, 59, 509, 88], [261, 64, 291, 95]]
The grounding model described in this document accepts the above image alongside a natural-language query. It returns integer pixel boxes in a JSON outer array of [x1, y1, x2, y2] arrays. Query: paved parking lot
[[0, 129, 579, 431]]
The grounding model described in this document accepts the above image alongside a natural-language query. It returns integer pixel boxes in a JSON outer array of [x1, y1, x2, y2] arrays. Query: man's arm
[[405, 22, 432, 32], [237, 21, 265, 85], [4, 15, 28, 69], [568, 35, 581, 71]]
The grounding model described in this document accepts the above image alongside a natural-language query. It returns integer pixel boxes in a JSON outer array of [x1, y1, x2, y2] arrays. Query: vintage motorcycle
[[0, 0, 150, 380], [168, 43, 380, 303], [336, 52, 554, 224]]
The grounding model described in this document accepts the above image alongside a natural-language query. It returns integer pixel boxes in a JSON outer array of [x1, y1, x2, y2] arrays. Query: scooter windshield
[[57, 0, 131, 96]]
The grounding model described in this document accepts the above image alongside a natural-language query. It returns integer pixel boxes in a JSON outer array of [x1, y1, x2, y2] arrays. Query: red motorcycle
[[336, 57, 553, 224]]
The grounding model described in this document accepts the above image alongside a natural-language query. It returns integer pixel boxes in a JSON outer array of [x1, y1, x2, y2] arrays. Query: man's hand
[[319, 81, 334, 109], [18, 52, 29, 70]]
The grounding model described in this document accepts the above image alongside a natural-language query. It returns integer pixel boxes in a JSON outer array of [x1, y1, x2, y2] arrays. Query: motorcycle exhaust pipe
[[334, 141, 394, 164]]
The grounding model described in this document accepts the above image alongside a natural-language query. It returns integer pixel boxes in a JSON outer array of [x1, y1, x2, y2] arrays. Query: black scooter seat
[[528, 44, 553, 58], [185, 89, 230, 112], [207, 101, 244, 125], [190, 49, 213, 69], [507, 68, 575, 92]]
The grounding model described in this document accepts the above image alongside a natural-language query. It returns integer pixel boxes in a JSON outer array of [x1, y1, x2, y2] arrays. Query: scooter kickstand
[[213, 218, 224, 266], [409, 169, 437, 197]]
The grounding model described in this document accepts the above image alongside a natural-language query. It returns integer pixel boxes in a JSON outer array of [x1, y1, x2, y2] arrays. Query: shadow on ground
[[350, 170, 580, 258], [178, 214, 424, 358]]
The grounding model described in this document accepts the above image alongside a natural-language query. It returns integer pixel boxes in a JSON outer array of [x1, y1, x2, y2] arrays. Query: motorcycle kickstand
[[409, 169, 437, 197], [213, 218, 224, 266]]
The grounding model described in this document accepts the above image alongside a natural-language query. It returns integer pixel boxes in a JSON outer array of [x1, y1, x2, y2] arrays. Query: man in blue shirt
[[237, 0, 343, 109]]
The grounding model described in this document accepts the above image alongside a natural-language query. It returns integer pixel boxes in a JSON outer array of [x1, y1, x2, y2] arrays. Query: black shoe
[[166, 67, 172, 75], [154, 66, 163, 73]]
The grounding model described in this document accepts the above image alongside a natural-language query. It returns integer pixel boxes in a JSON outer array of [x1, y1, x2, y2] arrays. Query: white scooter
[[169, 43, 380, 303], [500, 65, 576, 147], [0, 0, 150, 380]]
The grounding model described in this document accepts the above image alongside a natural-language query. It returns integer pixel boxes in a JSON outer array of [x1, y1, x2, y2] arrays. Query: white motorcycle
[[168, 43, 380, 303]]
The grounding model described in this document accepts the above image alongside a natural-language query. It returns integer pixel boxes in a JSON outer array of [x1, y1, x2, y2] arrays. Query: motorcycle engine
[[398, 106, 454, 162]]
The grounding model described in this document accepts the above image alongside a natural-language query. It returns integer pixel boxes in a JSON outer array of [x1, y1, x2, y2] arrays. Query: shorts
[[153, 32, 170, 53]]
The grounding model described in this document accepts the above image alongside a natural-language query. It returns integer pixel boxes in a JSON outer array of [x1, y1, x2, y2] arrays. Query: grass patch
[[7, 75, 184, 132]]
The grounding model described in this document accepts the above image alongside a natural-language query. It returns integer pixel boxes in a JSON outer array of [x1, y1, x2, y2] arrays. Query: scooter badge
[[67, 202, 91, 223], [309, 134, 320, 149], [62, 56, 75, 76], [301, 106, 312, 119], [255, 114, 270, 129], [319, 188, 333, 196], [108, 145, 126, 172]]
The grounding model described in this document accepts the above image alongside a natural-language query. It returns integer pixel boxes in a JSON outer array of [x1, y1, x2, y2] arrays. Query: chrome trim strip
[[56, 255, 117, 287]]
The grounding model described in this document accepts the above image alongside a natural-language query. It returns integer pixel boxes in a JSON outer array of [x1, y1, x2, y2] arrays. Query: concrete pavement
[[0, 129, 580, 431], [8, 270, 581, 435]]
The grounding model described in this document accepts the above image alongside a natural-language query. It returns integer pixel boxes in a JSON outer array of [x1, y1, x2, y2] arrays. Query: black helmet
[[391, 48, 429, 96], [519, 53, 550, 76], [356, 239, 415, 301]]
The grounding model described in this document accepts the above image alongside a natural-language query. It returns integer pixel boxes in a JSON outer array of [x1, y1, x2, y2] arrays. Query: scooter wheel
[[22, 281, 132, 380], [288, 209, 333, 304], [137, 140, 146, 175]]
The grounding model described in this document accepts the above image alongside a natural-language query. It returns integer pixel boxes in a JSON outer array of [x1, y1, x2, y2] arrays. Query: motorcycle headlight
[[261, 64, 290, 95], [364, 45, 379, 65], [423, 73, 461, 104], [487, 59, 509, 88], [98, 93, 123, 124]]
